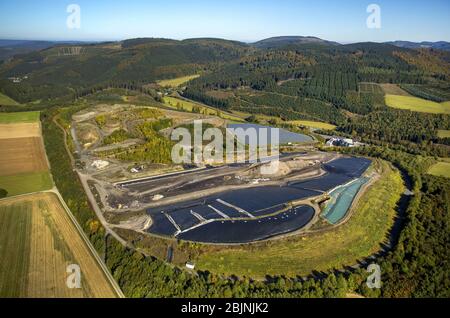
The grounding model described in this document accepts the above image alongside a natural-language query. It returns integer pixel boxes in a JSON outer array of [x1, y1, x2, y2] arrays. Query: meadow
[[427, 161, 450, 178], [157, 74, 200, 87], [0, 171, 52, 196], [0, 111, 40, 123], [163, 96, 244, 122], [437, 130, 450, 138], [195, 160, 403, 278], [0, 92, 20, 106], [385, 94, 450, 114], [287, 120, 336, 130]]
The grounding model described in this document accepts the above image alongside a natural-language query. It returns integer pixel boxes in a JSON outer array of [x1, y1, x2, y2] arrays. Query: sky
[[0, 0, 449, 43]]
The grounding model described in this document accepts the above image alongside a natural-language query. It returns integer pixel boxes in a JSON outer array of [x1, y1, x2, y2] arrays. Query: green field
[[437, 130, 450, 138], [287, 120, 336, 130], [163, 96, 244, 122], [195, 160, 403, 278], [0, 172, 53, 197], [0, 111, 40, 123], [385, 94, 450, 114], [427, 161, 450, 178], [157, 75, 200, 87], [0, 92, 20, 106]]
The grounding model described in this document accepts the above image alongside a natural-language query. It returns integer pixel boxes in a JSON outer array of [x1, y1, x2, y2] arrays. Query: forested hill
[[1, 36, 449, 103], [386, 41, 450, 51], [251, 36, 340, 48], [0, 38, 252, 103]]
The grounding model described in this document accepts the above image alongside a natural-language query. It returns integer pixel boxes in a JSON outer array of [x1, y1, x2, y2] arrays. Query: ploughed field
[[146, 157, 371, 243]]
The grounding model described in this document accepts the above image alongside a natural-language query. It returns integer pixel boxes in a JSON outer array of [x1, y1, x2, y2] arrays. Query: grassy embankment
[[195, 160, 404, 278]]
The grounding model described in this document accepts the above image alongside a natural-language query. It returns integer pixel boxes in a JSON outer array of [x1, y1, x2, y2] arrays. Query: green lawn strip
[[0, 111, 40, 123], [0, 171, 53, 196], [195, 160, 403, 278]]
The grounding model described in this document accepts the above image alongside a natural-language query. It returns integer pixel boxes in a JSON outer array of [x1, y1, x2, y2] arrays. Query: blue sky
[[0, 0, 449, 43]]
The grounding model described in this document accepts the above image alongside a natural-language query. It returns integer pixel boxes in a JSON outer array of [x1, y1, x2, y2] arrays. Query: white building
[[185, 262, 195, 270], [326, 137, 355, 147]]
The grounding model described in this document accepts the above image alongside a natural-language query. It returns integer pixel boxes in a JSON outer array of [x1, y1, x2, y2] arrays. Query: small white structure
[[152, 194, 164, 201], [185, 262, 195, 270], [326, 137, 355, 148], [343, 138, 354, 146], [91, 160, 110, 170]]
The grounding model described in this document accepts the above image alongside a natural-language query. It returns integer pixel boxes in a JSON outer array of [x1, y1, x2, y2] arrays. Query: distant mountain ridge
[[0, 39, 95, 62], [252, 36, 341, 48], [386, 41, 450, 51]]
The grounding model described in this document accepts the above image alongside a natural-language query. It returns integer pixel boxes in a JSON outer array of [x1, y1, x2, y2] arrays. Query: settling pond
[[146, 157, 371, 244], [321, 177, 370, 224], [227, 123, 313, 145]]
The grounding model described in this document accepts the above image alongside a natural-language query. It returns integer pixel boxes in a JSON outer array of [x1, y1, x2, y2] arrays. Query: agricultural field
[[385, 94, 450, 114], [427, 161, 450, 178], [157, 74, 200, 87], [0, 112, 52, 196], [0, 111, 40, 123], [0, 137, 48, 175], [437, 130, 450, 138], [0, 172, 52, 197], [0, 92, 20, 106], [0, 193, 118, 297], [0, 123, 40, 139], [194, 160, 403, 278]]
